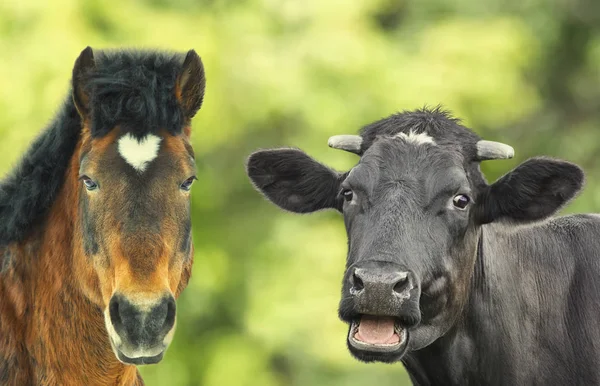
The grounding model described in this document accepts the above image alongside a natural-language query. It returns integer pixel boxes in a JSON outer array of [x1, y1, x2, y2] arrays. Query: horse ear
[[72, 46, 96, 119], [176, 49, 206, 120]]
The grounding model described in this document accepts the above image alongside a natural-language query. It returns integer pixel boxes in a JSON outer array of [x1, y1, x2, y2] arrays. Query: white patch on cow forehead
[[117, 133, 162, 172], [395, 130, 436, 146]]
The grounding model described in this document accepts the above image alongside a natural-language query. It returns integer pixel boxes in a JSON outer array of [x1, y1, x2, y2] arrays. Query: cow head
[[246, 108, 584, 363]]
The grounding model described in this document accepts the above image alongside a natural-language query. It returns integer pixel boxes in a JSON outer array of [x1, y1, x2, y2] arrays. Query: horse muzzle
[[104, 292, 176, 365]]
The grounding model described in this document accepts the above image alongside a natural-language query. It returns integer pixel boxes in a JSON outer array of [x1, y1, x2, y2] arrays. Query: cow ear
[[72, 46, 96, 119], [246, 148, 345, 213], [474, 157, 584, 224], [176, 49, 206, 120]]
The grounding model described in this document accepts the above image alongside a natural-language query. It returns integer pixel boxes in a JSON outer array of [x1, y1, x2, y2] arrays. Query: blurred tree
[[1, 0, 600, 385]]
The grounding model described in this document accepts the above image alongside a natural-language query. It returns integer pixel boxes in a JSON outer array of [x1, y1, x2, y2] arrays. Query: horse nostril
[[147, 296, 177, 337], [109, 296, 124, 332], [163, 296, 176, 333]]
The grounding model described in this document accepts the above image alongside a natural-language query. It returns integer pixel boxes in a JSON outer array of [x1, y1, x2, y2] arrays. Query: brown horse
[[0, 47, 205, 385]]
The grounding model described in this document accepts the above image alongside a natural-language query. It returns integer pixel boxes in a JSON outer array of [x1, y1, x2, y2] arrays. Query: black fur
[[359, 106, 478, 156], [359, 107, 488, 190], [246, 107, 592, 385], [246, 148, 346, 213], [247, 108, 490, 213], [83, 49, 200, 139], [0, 98, 81, 246], [247, 108, 583, 222], [0, 49, 203, 247], [475, 157, 585, 224]]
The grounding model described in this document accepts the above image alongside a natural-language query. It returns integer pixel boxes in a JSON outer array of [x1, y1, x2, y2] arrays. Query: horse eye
[[180, 176, 197, 191], [342, 189, 354, 202], [452, 194, 470, 209], [80, 176, 98, 191]]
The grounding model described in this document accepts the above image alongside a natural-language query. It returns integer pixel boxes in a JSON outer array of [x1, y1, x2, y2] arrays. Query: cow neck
[[400, 230, 487, 386], [472, 230, 487, 295]]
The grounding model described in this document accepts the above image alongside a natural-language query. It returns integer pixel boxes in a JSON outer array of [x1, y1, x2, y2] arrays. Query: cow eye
[[80, 176, 98, 191], [341, 189, 354, 202], [452, 194, 470, 209], [180, 176, 197, 191]]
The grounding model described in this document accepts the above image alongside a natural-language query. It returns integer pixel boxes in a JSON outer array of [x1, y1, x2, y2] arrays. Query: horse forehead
[[89, 130, 190, 172], [117, 133, 163, 173]]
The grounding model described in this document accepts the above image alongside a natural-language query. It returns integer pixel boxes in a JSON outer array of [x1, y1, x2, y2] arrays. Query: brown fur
[[0, 127, 194, 385], [1, 47, 205, 384]]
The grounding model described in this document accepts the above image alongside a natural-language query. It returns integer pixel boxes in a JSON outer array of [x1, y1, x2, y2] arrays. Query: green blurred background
[[2, 0, 600, 385]]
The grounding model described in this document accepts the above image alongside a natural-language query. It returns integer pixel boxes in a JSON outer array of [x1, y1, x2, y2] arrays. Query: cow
[[245, 107, 600, 385]]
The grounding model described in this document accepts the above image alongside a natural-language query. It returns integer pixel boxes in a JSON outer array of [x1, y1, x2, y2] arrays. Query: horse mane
[[86, 49, 187, 139], [0, 49, 189, 247]]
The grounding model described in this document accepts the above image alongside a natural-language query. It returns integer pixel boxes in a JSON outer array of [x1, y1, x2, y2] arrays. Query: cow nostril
[[393, 275, 410, 294], [352, 272, 364, 292]]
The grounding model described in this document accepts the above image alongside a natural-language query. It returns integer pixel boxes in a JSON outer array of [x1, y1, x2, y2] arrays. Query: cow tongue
[[356, 316, 399, 345]]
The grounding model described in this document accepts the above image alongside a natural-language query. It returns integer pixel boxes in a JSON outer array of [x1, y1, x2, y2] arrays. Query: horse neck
[[14, 139, 139, 385]]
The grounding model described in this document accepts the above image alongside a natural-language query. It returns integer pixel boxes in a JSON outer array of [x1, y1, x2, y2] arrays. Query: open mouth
[[348, 315, 408, 353], [115, 349, 164, 365]]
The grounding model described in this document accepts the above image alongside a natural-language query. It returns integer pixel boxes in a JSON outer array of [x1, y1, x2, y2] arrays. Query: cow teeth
[[394, 322, 402, 334]]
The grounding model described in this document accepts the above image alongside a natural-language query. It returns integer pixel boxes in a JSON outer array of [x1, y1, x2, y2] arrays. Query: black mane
[[0, 98, 80, 246], [0, 49, 189, 247], [87, 50, 187, 139]]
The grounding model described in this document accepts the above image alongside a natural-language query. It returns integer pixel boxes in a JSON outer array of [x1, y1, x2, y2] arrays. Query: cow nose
[[352, 267, 412, 297], [109, 293, 176, 342]]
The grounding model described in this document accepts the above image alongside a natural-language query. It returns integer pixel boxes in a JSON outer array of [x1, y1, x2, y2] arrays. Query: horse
[[0, 46, 205, 385]]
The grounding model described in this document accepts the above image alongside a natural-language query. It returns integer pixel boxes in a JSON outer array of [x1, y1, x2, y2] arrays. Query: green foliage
[[2, 0, 600, 384]]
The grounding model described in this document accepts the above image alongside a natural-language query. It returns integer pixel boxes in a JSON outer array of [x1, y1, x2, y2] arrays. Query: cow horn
[[476, 140, 514, 160], [328, 135, 363, 154]]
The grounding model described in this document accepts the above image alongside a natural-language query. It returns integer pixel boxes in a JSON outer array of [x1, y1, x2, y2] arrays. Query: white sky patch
[[395, 130, 436, 146], [118, 133, 162, 172]]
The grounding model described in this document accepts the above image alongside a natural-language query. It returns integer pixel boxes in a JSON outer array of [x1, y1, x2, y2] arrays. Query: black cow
[[246, 108, 600, 385]]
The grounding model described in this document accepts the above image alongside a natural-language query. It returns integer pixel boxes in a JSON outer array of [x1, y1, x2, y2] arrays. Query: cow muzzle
[[339, 261, 421, 362]]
